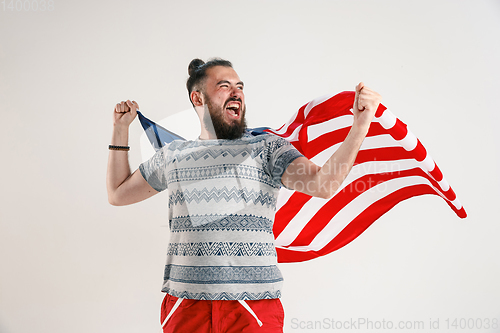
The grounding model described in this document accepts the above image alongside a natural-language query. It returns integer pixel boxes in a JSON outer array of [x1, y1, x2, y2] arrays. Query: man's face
[[201, 66, 247, 140]]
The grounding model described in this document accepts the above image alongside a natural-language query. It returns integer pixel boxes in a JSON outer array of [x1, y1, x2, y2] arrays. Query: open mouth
[[225, 101, 241, 120]]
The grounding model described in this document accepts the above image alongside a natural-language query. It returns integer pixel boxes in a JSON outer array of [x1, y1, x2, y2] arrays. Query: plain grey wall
[[1, 1, 499, 332]]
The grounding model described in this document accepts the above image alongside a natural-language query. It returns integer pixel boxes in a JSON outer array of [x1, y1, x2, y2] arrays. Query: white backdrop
[[1, 1, 499, 332]]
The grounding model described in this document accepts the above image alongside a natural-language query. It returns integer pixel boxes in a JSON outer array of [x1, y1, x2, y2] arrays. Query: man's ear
[[191, 91, 203, 107]]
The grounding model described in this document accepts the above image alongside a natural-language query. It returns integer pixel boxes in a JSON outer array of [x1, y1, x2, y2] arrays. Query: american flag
[[138, 91, 466, 264], [267, 91, 466, 262]]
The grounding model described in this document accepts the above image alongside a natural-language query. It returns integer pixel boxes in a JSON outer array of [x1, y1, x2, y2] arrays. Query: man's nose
[[230, 86, 243, 99]]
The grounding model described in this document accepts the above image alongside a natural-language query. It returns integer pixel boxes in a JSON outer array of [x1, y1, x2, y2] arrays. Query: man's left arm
[[281, 82, 382, 199]]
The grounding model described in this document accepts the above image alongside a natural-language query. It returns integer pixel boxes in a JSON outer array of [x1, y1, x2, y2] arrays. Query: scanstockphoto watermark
[[290, 317, 426, 330], [1, 0, 54, 11], [290, 317, 500, 331]]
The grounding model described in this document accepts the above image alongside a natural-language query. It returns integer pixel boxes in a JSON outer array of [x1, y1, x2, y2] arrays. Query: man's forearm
[[314, 123, 369, 197], [106, 125, 132, 202]]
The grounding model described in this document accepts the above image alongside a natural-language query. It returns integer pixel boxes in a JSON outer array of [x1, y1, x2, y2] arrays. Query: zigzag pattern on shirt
[[168, 187, 277, 207], [170, 214, 273, 233], [167, 242, 277, 257], [162, 287, 282, 301], [166, 146, 265, 165], [264, 136, 290, 162], [167, 164, 274, 187], [164, 264, 283, 284]]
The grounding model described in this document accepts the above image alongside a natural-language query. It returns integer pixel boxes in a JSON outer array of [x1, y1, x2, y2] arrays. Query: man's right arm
[[106, 100, 159, 206]]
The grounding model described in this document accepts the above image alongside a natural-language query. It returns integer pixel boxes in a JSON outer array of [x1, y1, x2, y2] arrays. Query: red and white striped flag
[[268, 91, 467, 263]]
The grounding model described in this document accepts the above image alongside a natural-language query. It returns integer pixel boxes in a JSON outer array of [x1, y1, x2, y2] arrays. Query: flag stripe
[[276, 185, 438, 263], [287, 171, 424, 247], [286, 167, 458, 248], [275, 164, 457, 249], [274, 159, 426, 242], [273, 192, 313, 238]]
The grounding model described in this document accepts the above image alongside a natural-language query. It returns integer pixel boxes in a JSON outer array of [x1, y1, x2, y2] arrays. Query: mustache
[[224, 97, 242, 108]]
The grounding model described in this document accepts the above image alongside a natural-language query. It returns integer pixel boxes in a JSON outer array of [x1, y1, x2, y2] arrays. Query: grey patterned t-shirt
[[139, 131, 303, 300]]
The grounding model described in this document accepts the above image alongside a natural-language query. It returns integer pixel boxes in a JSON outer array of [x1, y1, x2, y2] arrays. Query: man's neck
[[198, 127, 218, 140]]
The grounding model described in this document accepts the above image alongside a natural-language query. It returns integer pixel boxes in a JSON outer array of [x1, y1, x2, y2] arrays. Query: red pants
[[160, 294, 284, 333]]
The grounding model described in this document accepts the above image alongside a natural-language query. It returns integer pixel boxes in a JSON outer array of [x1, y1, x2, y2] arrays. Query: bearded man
[[106, 58, 382, 332]]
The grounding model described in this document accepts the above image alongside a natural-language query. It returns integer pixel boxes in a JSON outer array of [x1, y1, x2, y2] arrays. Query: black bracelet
[[109, 145, 130, 151]]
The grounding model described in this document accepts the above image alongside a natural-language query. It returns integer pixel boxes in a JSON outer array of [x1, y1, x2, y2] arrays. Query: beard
[[203, 96, 247, 140]]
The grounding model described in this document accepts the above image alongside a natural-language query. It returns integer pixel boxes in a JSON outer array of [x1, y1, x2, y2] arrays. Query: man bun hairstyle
[[186, 58, 233, 106]]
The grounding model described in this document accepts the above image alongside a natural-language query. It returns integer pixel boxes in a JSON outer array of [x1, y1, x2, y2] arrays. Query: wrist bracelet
[[109, 145, 130, 151]]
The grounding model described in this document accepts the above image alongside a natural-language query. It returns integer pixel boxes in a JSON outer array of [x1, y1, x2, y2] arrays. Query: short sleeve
[[139, 147, 169, 192], [263, 135, 304, 188]]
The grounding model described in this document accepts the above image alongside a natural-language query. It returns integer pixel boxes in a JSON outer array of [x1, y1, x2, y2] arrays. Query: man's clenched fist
[[352, 82, 382, 132], [113, 100, 139, 128]]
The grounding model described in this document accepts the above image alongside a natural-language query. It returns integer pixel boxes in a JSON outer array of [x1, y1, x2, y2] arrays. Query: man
[[106, 58, 382, 332]]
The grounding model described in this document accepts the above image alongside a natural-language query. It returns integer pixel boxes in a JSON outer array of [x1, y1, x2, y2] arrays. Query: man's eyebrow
[[216, 80, 244, 87]]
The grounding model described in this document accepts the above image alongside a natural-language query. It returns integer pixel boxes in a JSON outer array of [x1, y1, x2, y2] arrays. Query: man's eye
[[237, 86, 243, 90]]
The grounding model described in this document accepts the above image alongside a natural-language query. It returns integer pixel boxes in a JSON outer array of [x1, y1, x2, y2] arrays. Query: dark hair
[[186, 58, 233, 105]]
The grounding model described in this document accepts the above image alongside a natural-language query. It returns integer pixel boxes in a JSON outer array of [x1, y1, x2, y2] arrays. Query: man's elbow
[[314, 189, 335, 199], [108, 192, 127, 206], [286, 178, 340, 199], [312, 178, 341, 199], [108, 196, 121, 206], [317, 191, 333, 200]]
